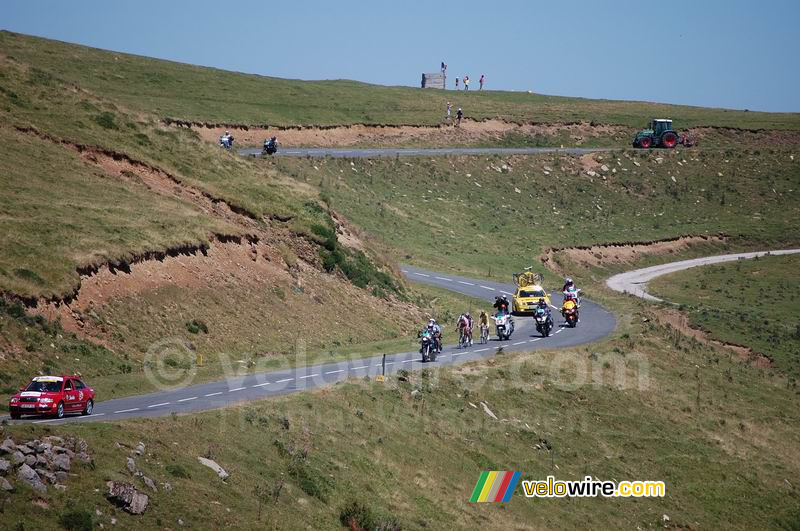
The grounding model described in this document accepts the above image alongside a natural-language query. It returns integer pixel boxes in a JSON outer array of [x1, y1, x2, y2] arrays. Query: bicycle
[[458, 327, 470, 349], [480, 324, 489, 344]]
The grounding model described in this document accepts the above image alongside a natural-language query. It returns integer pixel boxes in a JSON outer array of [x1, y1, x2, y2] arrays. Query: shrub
[[289, 461, 331, 502], [165, 463, 191, 478], [185, 319, 208, 334], [58, 509, 92, 531], [93, 111, 118, 130], [339, 501, 402, 531]]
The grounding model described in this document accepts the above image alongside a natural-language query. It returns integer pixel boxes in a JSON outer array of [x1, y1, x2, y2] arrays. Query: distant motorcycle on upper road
[[263, 137, 278, 155]]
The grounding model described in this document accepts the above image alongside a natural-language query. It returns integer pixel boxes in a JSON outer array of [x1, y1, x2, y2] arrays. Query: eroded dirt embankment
[[654, 308, 773, 368], [541, 234, 728, 271], [168, 118, 632, 147], [167, 118, 800, 149], [7, 127, 381, 339]]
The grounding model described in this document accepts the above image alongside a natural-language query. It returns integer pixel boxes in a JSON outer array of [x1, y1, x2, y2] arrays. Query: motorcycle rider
[[220, 130, 234, 149], [264, 136, 278, 151], [493, 295, 510, 315], [562, 277, 581, 307], [427, 318, 443, 353]]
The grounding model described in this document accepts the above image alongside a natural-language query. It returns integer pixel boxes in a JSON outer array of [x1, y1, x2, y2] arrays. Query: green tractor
[[632, 119, 694, 149]]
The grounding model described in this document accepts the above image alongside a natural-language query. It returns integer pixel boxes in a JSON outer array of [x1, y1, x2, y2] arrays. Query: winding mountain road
[[606, 249, 800, 301], [6, 266, 616, 425], [238, 146, 610, 158]]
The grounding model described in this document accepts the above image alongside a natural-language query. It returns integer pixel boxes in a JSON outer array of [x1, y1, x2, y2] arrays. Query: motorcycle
[[262, 139, 278, 155], [494, 313, 515, 341], [561, 299, 579, 328], [563, 287, 581, 308], [219, 135, 234, 150], [533, 307, 553, 337], [419, 329, 437, 362]]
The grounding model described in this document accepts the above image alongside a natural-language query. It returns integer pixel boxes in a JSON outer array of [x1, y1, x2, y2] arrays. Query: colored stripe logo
[[470, 471, 521, 502]]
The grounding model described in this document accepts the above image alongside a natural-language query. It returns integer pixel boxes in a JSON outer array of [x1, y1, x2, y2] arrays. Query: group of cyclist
[[419, 276, 580, 355]]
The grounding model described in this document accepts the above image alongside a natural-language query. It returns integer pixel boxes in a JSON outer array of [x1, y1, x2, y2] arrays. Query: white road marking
[[275, 378, 292, 383], [228, 387, 246, 392], [403, 359, 414, 363], [480, 285, 495, 291], [458, 281, 475, 286], [114, 408, 139, 414], [435, 276, 452, 281], [147, 402, 170, 408], [550, 305, 560, 310], [452, 352, 463, 356], [298, 374, 316, 379], [178, 397, 198, 402], [352, 365, 368, 370], [555, 329, 563, 334], [401, 269, 409, 273], [500, 291, 513, 296], [415, 273, 431, 278], [252, 382, 271, 388], [513, 341, 526, 346], [325, 369, 345, 375], [204, 392, 223, 397], [475, 348, 490, 352]]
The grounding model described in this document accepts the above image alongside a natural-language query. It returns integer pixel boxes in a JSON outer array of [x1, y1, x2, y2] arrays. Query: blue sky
[[3, 0, 799, 111]]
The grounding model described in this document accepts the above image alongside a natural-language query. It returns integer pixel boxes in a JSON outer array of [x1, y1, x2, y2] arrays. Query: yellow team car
[[511, 270, 552, 316]]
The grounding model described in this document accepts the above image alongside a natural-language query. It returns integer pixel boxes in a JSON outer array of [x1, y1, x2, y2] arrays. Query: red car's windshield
[[25, 381, 62, 393]]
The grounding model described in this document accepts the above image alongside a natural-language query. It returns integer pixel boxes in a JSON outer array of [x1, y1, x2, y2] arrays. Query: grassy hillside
[[1, 29, 799, 531], [651, 253, 800, 378], [2, 31, 799, 130], [274, 148, 800, 282], [4, 310, 799, 529]]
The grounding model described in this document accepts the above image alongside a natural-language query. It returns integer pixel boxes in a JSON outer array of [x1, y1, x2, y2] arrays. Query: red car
[[9, 375, 95, 419]]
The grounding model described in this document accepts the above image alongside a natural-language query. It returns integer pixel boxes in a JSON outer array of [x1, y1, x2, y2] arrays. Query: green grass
[[5, 313, 799, 529], [0, 280, 487, 404], [2, 31, 799, 130], [0, 126, 236, 299], [650, 253, 800, 378], [1, 28, 800, 531], [273, 148, 800, 283]]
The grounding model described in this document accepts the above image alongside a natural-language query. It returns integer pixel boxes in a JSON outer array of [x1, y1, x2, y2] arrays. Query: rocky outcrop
[[106, 481, 149, 515], [17, 464, 47, 493], [197, 457, 229, 480], [0, 435, 90, 494]]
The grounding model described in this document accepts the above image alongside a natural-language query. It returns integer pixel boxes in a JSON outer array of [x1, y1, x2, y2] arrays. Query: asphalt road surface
[[606, 249, 800, 301], [238, 146, 611, 158], [6, 266, 615, 425]]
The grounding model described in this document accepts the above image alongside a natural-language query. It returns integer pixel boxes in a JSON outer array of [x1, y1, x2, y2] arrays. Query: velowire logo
[[469, 471, 521, 503]]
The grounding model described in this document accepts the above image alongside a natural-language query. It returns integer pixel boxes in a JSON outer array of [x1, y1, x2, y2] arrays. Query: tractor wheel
[[639, 136, 652, 149], [662, 131, 678, 148]]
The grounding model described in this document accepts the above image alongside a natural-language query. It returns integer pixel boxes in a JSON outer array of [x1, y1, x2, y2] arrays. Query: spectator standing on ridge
[[446, 101, 452, 121], [479, 74, 485, 90], [456, 107, 463, 127], [464, 75, 470, 91], [454, 77, 459, 90]]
